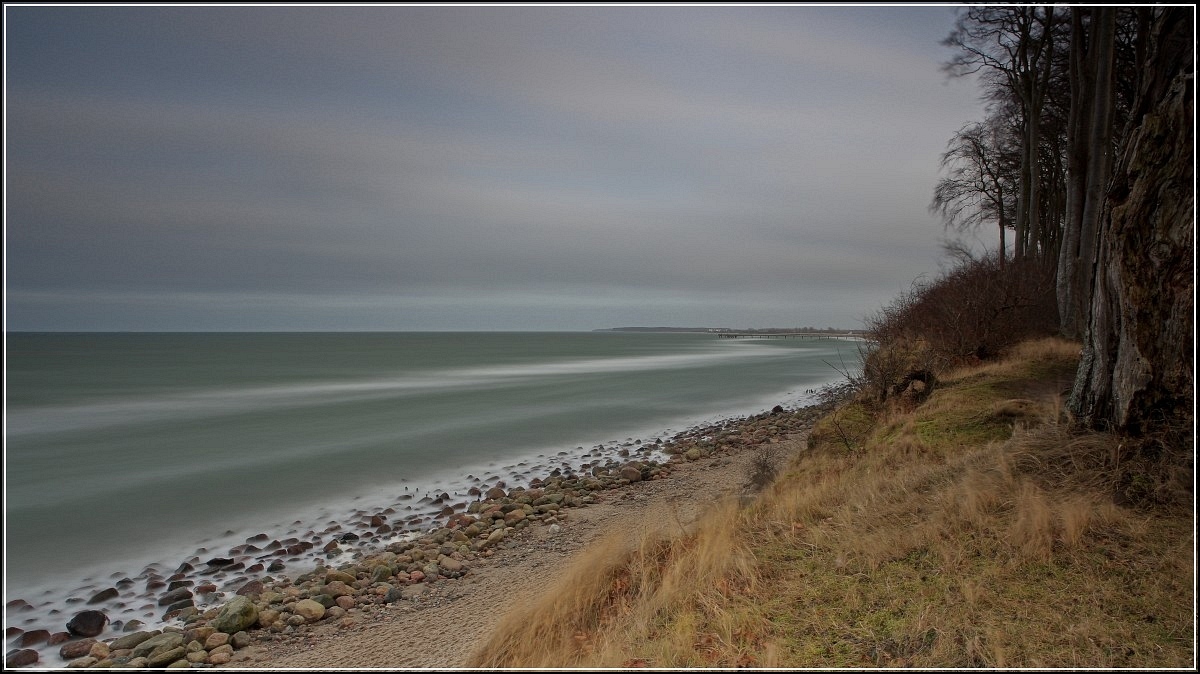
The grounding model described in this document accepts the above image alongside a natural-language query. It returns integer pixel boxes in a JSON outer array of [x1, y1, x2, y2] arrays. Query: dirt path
[[229, 441, 799, 668]]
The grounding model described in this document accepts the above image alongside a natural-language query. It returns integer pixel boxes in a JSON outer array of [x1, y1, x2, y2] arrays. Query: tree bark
[[1069, 8, 1193, 433]]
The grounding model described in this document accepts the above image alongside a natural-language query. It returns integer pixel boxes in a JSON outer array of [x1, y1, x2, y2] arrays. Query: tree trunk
[[1058, 8, 1093, 338], [1069, 8, 1193, 433], [997, 197, 1006, 271], [1074, 8, 1116, 339]]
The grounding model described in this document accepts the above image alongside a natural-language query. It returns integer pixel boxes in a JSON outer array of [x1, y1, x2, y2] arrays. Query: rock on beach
[[212, 596, 258, 634], [66, 610, 108, 638]]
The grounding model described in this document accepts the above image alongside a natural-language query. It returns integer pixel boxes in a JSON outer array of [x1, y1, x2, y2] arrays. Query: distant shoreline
[[595, 327, 866, 334]]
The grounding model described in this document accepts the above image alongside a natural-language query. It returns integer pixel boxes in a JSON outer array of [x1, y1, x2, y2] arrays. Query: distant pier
[[715, 332, 862, 341]]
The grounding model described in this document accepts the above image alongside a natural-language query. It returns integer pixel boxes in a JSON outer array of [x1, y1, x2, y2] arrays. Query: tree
[[1057, 7, 1118, 339], [931, 117, 1019, 268], [1069, 7, 1193, 434], [943, 7, 1062, 263]]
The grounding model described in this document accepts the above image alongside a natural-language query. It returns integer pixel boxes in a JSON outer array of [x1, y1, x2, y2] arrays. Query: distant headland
[[594, 326, 865, 335]]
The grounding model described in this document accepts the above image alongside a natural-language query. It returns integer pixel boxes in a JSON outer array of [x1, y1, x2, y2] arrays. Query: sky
[[5, 4, 986, 331]]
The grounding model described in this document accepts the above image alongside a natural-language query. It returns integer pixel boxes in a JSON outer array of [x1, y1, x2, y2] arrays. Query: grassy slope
[[469, 338, 1194, 668]]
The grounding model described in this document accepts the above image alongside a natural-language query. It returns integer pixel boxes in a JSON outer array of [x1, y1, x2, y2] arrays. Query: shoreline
[[5, 388, 847, 669], [236, 400, 832, 669]]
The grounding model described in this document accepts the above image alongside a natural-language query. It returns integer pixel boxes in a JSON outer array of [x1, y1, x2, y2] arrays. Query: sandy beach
[[227, 428, 811, 669]]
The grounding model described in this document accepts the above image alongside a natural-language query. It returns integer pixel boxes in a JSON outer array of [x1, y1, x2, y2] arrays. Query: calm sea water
[[5, 331, 859, 622]]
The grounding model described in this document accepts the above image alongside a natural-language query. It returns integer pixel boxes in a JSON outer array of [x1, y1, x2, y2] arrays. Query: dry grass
[[468, 501, 765, 668], [469, 337, 1194, 668]]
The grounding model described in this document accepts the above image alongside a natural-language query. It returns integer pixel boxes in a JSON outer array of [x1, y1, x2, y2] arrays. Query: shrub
[[860, 253, 1057, 402], [745, 444, 782, 490]]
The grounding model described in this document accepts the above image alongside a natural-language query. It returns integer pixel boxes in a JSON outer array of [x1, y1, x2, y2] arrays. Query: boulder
[[15, 629, 50, 647], [110, 628, 157, 647], [66, 610, 108, 637], [292, 599, 325, 622], [182, 626, 214, 644], [231, 631, 252, 649], [87, 588, 119, 604], [212, 596, 258, 634], [209, 643, 234, 657], [325, 570, 356, 584], [235, 580, 265, 596], [5, 650, 39, 668], [59, 639, 99, 660], [110, 630, 156, 651], [204, 632, 229, 650], [156, 587, 194, 606], [322, 580, 354, 598], [131, 632, 183, 659], [162, 598, 195, 615], [88, 642, 111, 660], [147, 646, 186, 668], [256, 608, 281, 629], [619, 465, 643, 482]]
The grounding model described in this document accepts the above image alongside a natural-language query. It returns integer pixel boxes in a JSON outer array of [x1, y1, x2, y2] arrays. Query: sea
[[4, 331, 860, 644]]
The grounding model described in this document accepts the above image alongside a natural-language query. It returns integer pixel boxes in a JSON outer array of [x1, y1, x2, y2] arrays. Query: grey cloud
[[6, 6, 982, 330]]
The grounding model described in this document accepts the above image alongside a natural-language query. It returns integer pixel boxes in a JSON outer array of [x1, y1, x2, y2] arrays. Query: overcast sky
[[5, 4, 985, 331]]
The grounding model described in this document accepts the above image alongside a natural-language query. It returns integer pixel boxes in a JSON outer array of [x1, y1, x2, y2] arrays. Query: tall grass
[[469, 337, 1194, 668]]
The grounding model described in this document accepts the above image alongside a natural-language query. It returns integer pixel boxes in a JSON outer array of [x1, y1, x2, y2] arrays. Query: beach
[[9, 399, 829, 669], [234, 415, 816, 669], [242, 441, 786, 667]]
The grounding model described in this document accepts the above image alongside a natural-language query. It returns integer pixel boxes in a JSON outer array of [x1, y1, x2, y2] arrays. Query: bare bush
[[861, 252, 1058, 402], [745, 444, 782, 491]]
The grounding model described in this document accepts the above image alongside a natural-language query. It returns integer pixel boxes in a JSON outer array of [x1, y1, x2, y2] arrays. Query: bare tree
[[943, 7, 1063, 263], [932, 117, 1019, 267]]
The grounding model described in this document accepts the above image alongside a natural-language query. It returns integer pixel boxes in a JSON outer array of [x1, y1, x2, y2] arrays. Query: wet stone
[[59, 638, 99, 660], [66, 610, 108, 637], [109, 630, 157, 651], [88, 588, 120, 604], [158, 586, 195, 606], [14, 629, 50, 647], [6, 649, 39, 668]]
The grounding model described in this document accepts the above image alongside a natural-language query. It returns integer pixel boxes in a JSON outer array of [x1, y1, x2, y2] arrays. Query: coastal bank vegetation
[[470, 7, 1192, 668]]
